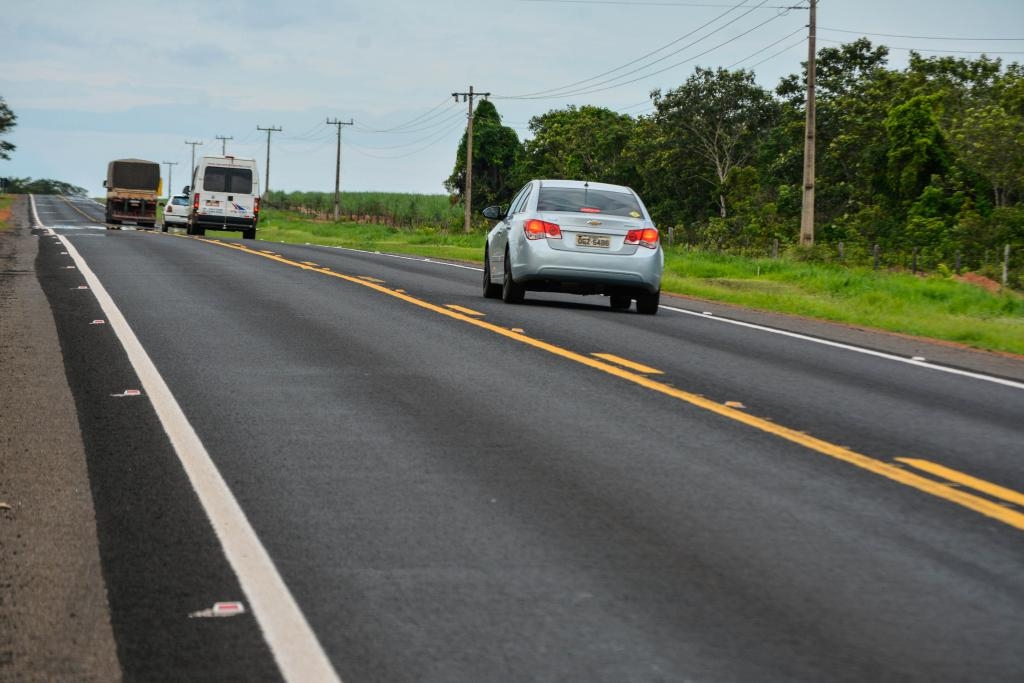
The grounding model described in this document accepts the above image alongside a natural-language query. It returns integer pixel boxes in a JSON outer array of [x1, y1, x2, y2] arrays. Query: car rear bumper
[[193, 214, 257, 229], [512, 241, 663, 293]]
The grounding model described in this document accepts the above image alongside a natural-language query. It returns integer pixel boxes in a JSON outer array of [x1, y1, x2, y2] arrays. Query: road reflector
[[189, 601, 247, 618]]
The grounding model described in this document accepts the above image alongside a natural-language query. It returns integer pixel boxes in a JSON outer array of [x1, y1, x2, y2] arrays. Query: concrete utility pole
[[452, 86, 490, 233], [216, 135, 233, 155], [185, 140, 203, 188], [161, 161, 178, 200], [326, 118, 354, 222], [257, 125, 282, 200], [799, 0, 817, 246]]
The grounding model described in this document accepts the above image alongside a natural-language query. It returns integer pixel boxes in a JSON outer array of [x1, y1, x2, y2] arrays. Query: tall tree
[[0, 96, 16, 161], [651, 67, 779, 219], [445, 99, 521, 212], [952, 104, 1024, 207], [518, 105, 636, 185]]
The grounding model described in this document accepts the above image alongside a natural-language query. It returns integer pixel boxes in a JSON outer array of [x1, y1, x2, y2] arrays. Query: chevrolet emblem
[[587, 219, 602, 226]]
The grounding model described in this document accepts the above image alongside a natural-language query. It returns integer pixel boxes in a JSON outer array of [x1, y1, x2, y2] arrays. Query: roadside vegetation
[[253, 206, 1024, 356], [0, 194, 13, 232]]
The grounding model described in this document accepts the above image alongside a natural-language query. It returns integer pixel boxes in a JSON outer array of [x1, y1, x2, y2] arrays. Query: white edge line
[[660, 304, 1024, 390], [32, 196, 341, 683]]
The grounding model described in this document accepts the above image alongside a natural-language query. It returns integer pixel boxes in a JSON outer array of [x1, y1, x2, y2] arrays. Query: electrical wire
[[355, 97, 460, 134], [819, 26, 1024, 41], [818, 38, 1024, 55], [512, 4, 795, 99], [727, 24, 805, 67]]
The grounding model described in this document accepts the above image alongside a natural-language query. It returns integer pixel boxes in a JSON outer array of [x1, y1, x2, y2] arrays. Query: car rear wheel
[[243, 228, 256, 240], [483, 249, 501, 299], [502, 249, 525, 304], [636, 290, 660, 315]]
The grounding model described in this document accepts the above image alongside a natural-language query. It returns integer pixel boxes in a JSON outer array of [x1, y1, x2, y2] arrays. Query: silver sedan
[[482, 179, 664, 314]]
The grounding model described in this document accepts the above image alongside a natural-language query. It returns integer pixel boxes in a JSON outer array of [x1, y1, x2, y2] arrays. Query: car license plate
[[576, 233, 610, 248]]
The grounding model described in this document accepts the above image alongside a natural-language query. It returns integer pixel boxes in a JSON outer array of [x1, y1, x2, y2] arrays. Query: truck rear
[[104, 159, 161, 228]]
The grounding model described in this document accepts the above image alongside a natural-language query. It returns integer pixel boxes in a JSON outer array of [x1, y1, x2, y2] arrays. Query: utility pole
[[326, 118, 354, 222], [161, 161, 178, 200], [185, 140, 203, 189], [452, 86, 490, 233], [215, 135, 233, 155], [257, 125, 282, 200], [799, 0, 817, 246]]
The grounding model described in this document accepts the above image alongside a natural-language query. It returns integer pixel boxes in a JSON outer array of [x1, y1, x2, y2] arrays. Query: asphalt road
[[9, 194, 1024, 682]]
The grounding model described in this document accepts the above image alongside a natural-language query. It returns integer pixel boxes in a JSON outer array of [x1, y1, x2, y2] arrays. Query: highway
[[19, 194, 1024, 682]]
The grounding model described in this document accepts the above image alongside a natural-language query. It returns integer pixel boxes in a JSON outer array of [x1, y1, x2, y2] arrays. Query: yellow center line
[[358, 276, 387, 283], [196, 238, 1024, 533], [592, 353, 663, 375], [445, 304, 485, 317], [897, 459, 1024, 507]]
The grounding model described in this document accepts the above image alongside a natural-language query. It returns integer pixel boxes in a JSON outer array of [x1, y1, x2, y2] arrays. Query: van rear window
[[203, 167, 253, 193]]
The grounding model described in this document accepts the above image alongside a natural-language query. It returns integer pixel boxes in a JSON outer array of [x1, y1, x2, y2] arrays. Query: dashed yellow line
[[592, 353, 663, 374], [193, 237, 1024, 533], [445, 304, 485, 317], [897, 459, 1024, 507]]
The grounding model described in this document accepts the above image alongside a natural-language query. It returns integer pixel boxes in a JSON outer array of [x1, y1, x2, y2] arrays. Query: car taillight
[[524, 219, 562, 240], [165, 205, 172, 213], [625, 227, 659, 249], [254, 196, 260, 216], [193, 193, 199, 211]]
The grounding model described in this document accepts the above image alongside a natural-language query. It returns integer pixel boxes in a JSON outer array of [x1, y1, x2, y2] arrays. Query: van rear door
[[200, 164, 256, 227]]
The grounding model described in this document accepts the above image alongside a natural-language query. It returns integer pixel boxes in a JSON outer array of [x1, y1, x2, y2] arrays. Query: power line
[[500, 0, 772, 99], [819, 26, 1024, 41], [185, 140, 203, 185], [818, 38, 1024, 55], [518, 0, 801, 7], [356, 97, 460, 133], [727, 25, 806, 67]]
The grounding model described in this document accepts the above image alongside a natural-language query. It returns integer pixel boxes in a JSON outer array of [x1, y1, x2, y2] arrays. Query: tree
[[3, 177, 87, 196], [952, 104, 1024, 207], [0, 96, 16, 161], [651, 67, 779, 219], [445, 99, 521, 214], [518, 105, 637, 186], [884, 94, 950, 205]]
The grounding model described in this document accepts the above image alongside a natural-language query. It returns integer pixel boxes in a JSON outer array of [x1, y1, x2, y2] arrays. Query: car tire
[[482, 248, 502, 299], [636, 290, 660, 315], [501, 248, 525, 304], [610, 294, 632, 310], [161, 223, 168, 232], [243, 228, 256, 240]]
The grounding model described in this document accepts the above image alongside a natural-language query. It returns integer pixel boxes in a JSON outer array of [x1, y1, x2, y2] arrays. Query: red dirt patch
[[955, 272, 1003, 294]]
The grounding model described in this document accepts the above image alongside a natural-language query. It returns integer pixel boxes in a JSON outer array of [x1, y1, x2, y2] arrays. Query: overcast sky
[[2, 0, 1022, 198]]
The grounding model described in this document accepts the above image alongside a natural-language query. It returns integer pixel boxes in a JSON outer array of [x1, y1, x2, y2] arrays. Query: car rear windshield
[[536, 186, 642, 217], [203, 167, 253, 193], [171, 196, 190, 206]]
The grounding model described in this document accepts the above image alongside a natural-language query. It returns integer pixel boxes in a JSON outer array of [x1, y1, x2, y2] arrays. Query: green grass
[[251, 208, 1024, 355], [0, 194, 13, 232]]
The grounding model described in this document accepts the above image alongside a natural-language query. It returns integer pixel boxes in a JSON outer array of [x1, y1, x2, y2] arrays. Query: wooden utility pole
[[216, 135, 233, 155], [185, 140, 202, 188], [326, 118, 354, 222], [452, 86, 490, 233], [799, 0, 817, 246], [257, 125, 282, 200], [161, 161, 178, 200]]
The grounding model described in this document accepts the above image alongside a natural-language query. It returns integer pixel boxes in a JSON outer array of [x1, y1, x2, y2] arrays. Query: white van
[[187, 155, 260, 239]]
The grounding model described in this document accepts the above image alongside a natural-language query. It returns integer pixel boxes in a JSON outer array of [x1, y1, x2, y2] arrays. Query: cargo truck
[[103, 159, 161, 228]]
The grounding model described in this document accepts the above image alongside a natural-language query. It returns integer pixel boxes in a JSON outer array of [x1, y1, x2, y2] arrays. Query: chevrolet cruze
[[482, 179, 663, 314]]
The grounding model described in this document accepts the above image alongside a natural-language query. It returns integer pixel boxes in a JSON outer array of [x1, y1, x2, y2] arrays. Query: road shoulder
[[0, 196, 121, 682]]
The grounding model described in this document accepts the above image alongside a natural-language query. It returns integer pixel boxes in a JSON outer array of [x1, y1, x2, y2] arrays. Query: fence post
[[772, 238, 779, 259], [955, 250, 961, 275], [1003, 243, 1011, 287], [667, 227, 674, 247], [838, 242, 845, 261], [912, 247, 918, 274], [873, 244, 880, 270]]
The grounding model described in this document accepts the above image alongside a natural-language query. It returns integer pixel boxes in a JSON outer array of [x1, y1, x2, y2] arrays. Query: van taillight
[[625, 227, 659, 249], [193, 193, 199, 211], [254, 196, 260, 216]]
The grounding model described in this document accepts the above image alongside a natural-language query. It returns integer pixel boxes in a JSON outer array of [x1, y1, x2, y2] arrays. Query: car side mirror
[[102, 180, 107, 188], [482, 205, 506, 220]]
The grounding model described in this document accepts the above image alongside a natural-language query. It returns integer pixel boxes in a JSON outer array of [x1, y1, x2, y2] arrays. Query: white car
[[161, 194, 190, 231], [482, 179, 664, 314]]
